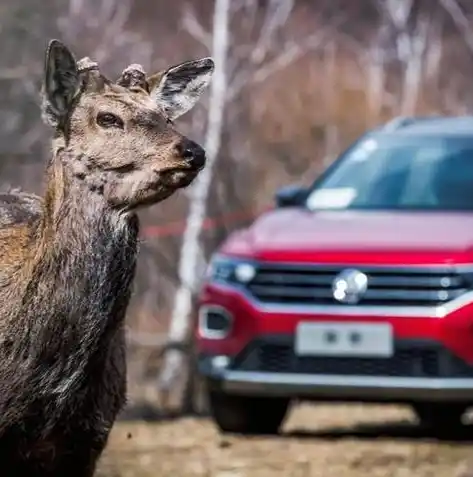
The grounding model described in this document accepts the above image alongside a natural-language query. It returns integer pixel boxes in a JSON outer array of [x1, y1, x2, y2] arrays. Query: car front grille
[[244, 263, 472, 307], [232, 337, 473, 378]]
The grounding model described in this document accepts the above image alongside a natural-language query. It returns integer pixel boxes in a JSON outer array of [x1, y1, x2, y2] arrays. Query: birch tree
[[365, 24, 390, 122], [438, 0, 473, 112], [157, 0, 231, 401], [158, 0, 345, 403], [371, 0, 443, 116]]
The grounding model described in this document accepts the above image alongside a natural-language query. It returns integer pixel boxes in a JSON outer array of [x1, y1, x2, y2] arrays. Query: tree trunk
[[157, 0, 230, 405]]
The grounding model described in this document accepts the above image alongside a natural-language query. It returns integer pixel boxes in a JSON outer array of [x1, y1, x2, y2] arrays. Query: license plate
[[295, 322, 393, 358]]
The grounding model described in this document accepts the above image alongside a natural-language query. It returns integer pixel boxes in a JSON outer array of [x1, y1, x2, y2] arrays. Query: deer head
[[41, 40, 214, 211]]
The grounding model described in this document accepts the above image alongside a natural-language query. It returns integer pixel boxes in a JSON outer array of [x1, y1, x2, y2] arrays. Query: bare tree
[[365, 24, 390, 122], [157, 0, 231, 400], [439, 0, 473, 54], [57, 0, 152, 72], [373, 0, 421, 115], [366, 0, 448, 117], [0, 0, 61, 181]]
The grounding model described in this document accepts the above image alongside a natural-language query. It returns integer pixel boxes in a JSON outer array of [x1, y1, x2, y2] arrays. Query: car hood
[[222, 208, 473, 264]]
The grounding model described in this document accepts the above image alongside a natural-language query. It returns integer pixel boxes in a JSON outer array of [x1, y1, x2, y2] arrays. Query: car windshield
[[306, 134, 473, 212]]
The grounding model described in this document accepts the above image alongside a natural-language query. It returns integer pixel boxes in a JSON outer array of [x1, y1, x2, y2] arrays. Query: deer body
[[0, 41, 214, 476]]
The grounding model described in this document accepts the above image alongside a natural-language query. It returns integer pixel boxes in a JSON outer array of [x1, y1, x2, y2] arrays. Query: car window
[[306, 135, 473, 212]]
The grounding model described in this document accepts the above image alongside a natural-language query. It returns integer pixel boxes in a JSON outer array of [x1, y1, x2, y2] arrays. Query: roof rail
[[382, 114, 445, 132], [382, 116, 416, 131]]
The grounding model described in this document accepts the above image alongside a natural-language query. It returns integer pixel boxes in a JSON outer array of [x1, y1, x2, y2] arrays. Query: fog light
[[206, 310, 230, 331], [234, 263, 256, 283], [199, 306, 233, 339], [211, 355, 230, 369]]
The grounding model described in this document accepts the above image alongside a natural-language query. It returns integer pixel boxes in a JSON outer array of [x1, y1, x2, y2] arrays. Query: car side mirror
[[274, 185, 307, 208]]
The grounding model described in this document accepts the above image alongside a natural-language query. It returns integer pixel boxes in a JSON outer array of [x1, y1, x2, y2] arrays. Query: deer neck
[[16, 150, 138, 397]]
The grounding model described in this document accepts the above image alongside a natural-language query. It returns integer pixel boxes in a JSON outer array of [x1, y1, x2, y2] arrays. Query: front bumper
[[199, 336, 473, 403], [205, 369, 473, 402]]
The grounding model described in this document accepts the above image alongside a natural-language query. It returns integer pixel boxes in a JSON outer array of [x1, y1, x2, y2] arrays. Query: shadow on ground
[[118, 402, 209, 422], [287, 419, 473, 444]]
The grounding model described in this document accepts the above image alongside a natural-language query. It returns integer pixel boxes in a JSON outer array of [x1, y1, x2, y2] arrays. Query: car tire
[[412, 402, 468, 430], [208, 390, 291, 435]]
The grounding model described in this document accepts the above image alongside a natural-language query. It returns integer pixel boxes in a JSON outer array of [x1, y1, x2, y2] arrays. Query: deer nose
[[176, 139, 206, 170]]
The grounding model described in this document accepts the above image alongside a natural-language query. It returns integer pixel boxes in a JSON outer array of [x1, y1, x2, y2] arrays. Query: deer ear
[[41, 39, 80, 127], [148, 58, 214, 120]]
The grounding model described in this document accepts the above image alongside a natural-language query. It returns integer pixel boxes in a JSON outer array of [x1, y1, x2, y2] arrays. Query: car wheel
[[208, 390, 291, 435], [412, 402, 468, 430]]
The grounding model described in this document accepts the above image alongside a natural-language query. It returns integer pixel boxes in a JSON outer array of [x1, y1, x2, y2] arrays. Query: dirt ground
[[96, 403, 473, 477]]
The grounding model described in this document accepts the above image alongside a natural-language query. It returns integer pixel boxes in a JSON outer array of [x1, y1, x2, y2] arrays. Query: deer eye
[[97, 112, 124, 129]]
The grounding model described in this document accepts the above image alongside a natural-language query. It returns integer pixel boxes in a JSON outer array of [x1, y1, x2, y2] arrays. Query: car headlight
[[206, 255, 257, 285]]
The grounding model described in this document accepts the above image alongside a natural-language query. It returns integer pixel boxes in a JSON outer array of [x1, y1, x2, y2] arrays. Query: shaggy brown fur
[[0, 40, 214, 477]]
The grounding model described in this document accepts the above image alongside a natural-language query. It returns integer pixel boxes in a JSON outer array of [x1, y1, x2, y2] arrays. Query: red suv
[[196, 116, 473, 434]]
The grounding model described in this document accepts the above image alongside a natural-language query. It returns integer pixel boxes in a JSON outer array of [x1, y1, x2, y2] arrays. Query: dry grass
[[97, 403, 473, 477]]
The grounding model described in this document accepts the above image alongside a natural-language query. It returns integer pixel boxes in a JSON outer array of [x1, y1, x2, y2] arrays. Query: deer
[[0, 39, 214, 477]]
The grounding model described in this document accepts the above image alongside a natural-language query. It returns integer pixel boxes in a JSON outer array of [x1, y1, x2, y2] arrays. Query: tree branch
[[439, 0, 473, 55], [227, 15, 346, 101], [181, 4, 212, 50], [250, 0, 295, 64]]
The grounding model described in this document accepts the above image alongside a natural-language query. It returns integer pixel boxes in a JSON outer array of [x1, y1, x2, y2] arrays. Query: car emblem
[[332, 268, 368, 304]]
